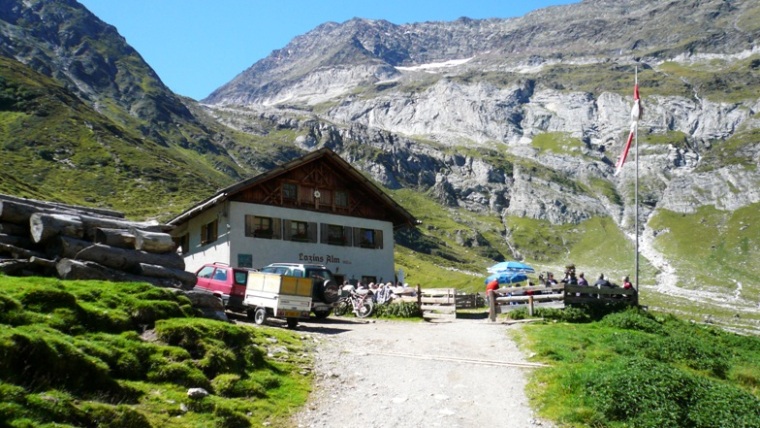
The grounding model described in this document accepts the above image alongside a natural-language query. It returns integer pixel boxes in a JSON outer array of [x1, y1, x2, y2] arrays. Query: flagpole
[[634, 66, 640, 293]]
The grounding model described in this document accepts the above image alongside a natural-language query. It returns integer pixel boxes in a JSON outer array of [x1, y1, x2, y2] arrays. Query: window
[[173, 234, 189, 254], [200, 219, 218, 245], [361, 229, 375, 248], [196, 265, 215, 279], [335, 190, 348, 207], [290, 220, 309, 241], [238, 254, 253, 268], [321, 223, 351, 246], [284, 220, 317, 242], [245, 215, 281, 239], [354, 228, 383, 249], [282, 183, 297, 200], [212, 268, 228, 281], [233, 270, 248, 285]]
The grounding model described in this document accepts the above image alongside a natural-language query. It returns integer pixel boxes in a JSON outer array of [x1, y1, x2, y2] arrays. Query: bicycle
[[333, 288, 374, 318]]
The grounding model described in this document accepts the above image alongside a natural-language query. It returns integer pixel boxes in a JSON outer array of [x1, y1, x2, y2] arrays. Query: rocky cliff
[[203, 0, 760, 315]]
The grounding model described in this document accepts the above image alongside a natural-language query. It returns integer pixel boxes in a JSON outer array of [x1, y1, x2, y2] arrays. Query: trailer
[[243, 272, 313, 329]]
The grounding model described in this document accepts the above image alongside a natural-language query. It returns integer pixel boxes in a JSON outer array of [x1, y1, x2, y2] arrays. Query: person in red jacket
[[486, 278, 499, 304]]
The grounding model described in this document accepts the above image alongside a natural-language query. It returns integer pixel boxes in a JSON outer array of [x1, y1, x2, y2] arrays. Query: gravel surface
[[291, 317, 555, 428]]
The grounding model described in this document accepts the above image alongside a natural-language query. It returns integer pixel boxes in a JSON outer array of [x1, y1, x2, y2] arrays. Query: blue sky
[[78, 0, 578, 101]]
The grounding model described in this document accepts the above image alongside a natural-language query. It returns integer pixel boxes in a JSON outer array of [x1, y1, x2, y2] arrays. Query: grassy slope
[[0, 56, 242, 220], [649, 203, 760, 305], [391, 187, 655, 293], [515, 308, 760, 427], [0, 276, 311, 428]]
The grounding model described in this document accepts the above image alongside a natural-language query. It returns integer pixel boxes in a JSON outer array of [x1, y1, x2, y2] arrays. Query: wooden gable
[[217, 148, 417, 228]]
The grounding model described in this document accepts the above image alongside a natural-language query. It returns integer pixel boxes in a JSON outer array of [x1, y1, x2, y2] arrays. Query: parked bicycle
[[334, 288, 374, 318]]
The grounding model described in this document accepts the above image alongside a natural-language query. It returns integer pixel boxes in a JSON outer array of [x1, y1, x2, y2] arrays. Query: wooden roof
[[168, 148, 418, 229]]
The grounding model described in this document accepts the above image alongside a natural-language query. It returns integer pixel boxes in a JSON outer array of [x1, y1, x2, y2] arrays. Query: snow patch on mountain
[[396, 57, 473, 73]]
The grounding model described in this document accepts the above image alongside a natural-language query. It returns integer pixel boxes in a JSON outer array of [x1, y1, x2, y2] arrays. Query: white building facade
[[169, 149, 416, 285]]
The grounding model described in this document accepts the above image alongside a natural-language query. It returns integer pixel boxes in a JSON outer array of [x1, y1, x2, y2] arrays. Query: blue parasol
[[485, 271, 529, 285], [486, 261, 535, 274]]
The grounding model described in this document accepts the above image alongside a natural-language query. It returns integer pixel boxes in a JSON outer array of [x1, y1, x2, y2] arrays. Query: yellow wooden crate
[[279, 276, 313, 297]]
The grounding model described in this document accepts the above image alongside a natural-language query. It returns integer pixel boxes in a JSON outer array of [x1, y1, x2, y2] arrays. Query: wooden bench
[[564, 284, 638, 306]]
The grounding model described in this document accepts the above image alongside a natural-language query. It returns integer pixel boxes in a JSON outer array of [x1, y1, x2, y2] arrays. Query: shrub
[[211, 373, 267, 398], [506, 306, 590, 322], [130, 300, 185, 326], [600, 307, 664, 334], [642, 335, 731, 379], [586, 357, 697, 426], [25, 391, 86, 426], [146, 360, 209, 389], [0, 294, 27, 326], [214, 403, 252, 428], [198, 341, 241, 378], [19, 288, 78, 312], [211, 374, 241, 397], [233, 378, 267, 398], [373, 301, 422, 318], [77, 333, 153, 380], [687, 377, 760, 428], [585, 357, 760, 427], [154, 318, 266, 370], [0, 326, 120, 397], [80, 402, 151, 428]]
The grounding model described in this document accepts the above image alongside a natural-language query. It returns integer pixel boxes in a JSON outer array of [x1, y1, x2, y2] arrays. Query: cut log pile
[[0, 194, 194, 290]]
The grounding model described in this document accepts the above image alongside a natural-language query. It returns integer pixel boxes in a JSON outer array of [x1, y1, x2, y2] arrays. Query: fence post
[[528, 295, 534, 317], [417, 284, 422, 309], [488, 290, 496, 322]]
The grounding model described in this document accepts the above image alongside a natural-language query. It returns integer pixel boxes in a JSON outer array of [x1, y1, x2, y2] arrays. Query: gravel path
[[291, 317, 554, 428]]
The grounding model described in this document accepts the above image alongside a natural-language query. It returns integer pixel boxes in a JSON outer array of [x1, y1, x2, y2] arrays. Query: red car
[[194, 262, 255, 311]]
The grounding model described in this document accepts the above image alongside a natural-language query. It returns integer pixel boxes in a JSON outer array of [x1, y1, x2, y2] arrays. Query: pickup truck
[[244, 272, 313, 329], [259, 263, 340, 318]]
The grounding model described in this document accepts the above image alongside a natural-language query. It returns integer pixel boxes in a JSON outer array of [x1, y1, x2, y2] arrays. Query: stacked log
[[0, 194, 193, 290]]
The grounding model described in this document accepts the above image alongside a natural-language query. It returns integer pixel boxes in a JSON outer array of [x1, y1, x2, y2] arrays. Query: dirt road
[[291, 317, 554, 428]]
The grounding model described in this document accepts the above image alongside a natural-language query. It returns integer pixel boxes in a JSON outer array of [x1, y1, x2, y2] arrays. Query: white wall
[[228, 202, 396, 283], [182, 203, 232, 273]]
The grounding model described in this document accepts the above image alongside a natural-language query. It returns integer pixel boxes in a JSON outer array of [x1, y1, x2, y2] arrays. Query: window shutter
[[320, 223, 329, 244], [308, 222, 318, 243], [283, 220, 292, 240], [344, 226, 353, 246], [375, 229, 383, 249], [200, 223, 208, 245], [272, 218, 282, 239], [210, 220, 218, 242], [244, 215, 254, 237]]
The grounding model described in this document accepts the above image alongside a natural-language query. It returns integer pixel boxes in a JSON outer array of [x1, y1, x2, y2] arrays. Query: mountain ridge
[[1, 0, 759, 332]]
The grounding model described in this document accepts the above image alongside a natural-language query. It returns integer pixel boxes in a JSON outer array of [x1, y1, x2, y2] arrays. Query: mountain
[[1, 0, 759, 332], [0, 0, 285, 218], [203, 0, 760, 331]]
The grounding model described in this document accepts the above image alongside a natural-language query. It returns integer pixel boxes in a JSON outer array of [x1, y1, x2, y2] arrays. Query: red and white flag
[[614, 83, 642, 176]]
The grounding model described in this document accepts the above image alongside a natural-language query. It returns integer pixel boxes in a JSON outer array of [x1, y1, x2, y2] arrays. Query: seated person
[[621, 276, 635, 299], [577, 272, 589, 286], [594, 274, 612, 288], [546, 272, 559, 286]]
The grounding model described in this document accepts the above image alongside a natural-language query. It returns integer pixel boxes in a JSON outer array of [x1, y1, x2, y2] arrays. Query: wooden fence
[[487, 285, 565, 321], [488, 284, 638, 321], [394, 283, 638, 322], [563, 285, 638, 306], [395, 287, 458, 320]]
